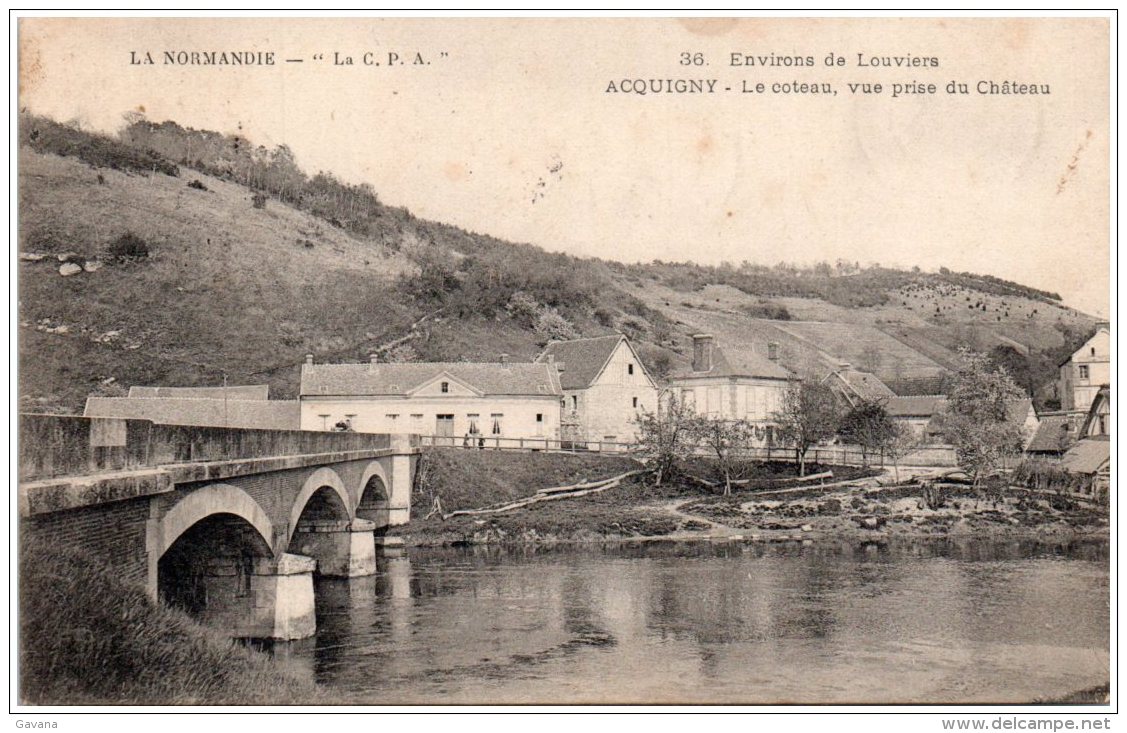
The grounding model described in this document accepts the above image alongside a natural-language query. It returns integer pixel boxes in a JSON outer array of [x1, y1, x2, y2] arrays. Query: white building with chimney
[[665, 334, 794, 444]]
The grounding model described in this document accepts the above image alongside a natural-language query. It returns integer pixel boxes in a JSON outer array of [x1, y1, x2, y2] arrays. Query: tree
[[837, 399, 895, 466], [883, 422, 918, 484], [942, 349, 1025, 487], [987, 345, 1034, 396], [689, 416, 755, 495], [634, 393, 699, 486], [773, 378, 842, 476]]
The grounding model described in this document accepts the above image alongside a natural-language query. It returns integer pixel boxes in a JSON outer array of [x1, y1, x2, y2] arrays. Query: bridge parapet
[[19, 414, 404, 482]]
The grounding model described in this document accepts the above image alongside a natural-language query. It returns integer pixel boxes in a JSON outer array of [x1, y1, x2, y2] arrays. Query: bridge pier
[[288, 518, 377, 578], [387, 435, 414, 527], [195, 553, 316, 641]]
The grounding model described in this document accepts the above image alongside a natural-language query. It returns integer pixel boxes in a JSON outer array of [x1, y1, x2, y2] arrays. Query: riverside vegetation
[[391, 448, 1108, 547], [18, 535, 323, 705]]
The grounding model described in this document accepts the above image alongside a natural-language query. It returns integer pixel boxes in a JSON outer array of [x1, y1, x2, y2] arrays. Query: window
[[572, 395, 578, 410], [1091, 347, 1097, 356], [436, 414, 455, 437], [632, 396, 638, 408], [441, 381, 449, 393], [536, 413, 543, 422], [467, 414, 480, 434], [491, 413, 503, 435], [1079, 365, 1090, 379], [627, 363, 634, 375], [385, 413, 399, 421]]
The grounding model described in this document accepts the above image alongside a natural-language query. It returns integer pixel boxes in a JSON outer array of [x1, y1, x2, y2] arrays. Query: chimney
[[500, 353, 510, 366], [692, 334, 714, 372], [305, 354, 314, 366], [837, 361, 851, 371], [369, 353, 379, 364], [767, 342, 779, 362]]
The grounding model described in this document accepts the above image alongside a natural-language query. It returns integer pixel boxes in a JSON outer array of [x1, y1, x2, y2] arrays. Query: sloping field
[[18, 150, 418, 408], [770, 321, 946, 382]]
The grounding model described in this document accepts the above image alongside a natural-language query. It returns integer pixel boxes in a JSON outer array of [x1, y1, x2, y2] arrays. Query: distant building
[[1079, 385, 1112, 439], [1025, 412, 1087, 459], [127, 384, 271, 401], [665, 334, 793, 444], [822, 363, 896, 408], [885, 395, 949, 442], [536, 334, 658, 445], [887, 395, 1039, 449], [84, 384, 300, 430], [298, 354, 562, 443], [1058, 323, 1110, 412]]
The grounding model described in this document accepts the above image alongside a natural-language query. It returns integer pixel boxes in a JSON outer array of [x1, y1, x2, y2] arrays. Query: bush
[[18, 533, 318, 704], [251, 192, 267, 209], [106, 232, 150, 261], [187, 179, 208, 191], [740, 301, 793, 320]]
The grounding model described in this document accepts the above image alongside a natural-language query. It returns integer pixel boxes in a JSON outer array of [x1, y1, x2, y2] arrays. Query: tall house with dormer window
[[1058, 323, 1111, 412]]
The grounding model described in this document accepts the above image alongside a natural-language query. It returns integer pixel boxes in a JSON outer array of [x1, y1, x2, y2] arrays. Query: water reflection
[[275, 538, 1109, 704]]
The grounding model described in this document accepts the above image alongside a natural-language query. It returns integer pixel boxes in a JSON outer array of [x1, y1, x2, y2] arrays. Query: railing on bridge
[[19, 414, 406, 481], [418, 435, 639, 454]]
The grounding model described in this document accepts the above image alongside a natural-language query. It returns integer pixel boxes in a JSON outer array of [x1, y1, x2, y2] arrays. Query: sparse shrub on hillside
[[534, 307, 579, 345], [105, 233, 150, 261], [593, 308, 615, 327], [505, 291, 542, 326], [385, 343, 419, 363], [20, 113, 179, 177], [187, 179, 208, 191], [251, 192, 267, 209], [740, 301, 793, 320]]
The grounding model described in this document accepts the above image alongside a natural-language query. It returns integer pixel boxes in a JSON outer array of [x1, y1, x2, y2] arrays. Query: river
[[268, 538, 1109, 704]]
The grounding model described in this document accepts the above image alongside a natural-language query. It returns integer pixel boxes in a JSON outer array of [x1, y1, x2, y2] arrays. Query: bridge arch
[[159, 483, 274, 558], [287, 467, 352, 543], [355, 460, 392, 526], [157, 485, 277, 623]]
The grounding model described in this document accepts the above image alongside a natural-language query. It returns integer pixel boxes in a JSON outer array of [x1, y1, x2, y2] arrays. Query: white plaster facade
[[299, 358, 562, 442], [1059, 325, 1111, 412], [538, 335, 658, 444], [664, 335, 793, 445]]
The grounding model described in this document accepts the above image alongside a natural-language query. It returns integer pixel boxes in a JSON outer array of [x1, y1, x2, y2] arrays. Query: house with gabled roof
[[1058, 322, 1110, 412], [299, 354, 562, 443], [887, 394, 1039, 448], [1025, 412, 1087, 458], [535, 334, 658, 445], [665, 334, 794, 444], [822, 363, 896, 409]]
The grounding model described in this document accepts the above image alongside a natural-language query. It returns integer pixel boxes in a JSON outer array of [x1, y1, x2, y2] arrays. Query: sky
[[17, 16, 1112, 316]]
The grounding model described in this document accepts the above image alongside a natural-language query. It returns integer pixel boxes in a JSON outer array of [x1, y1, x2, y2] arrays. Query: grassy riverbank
[[395, 450, 1108, 547], [18, 535, 322, 705]]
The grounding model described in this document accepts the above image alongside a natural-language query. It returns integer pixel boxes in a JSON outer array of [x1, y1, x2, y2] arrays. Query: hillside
[[17, 115, 1100, 413]]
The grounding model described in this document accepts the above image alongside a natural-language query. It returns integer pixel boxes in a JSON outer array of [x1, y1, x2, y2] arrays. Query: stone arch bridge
[[19, 414, 419, 640]]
